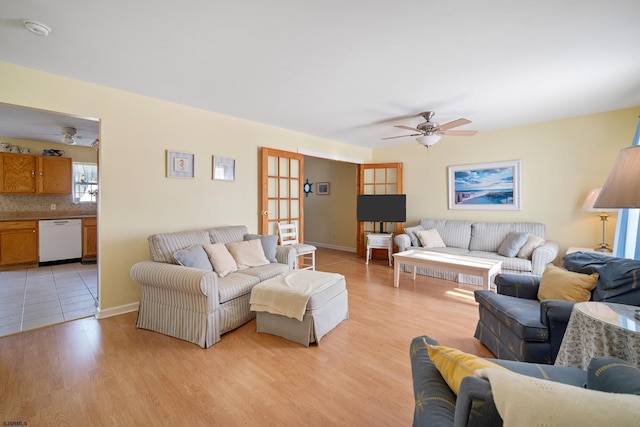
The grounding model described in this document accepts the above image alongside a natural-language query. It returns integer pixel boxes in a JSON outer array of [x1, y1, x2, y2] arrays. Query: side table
[[366, 233, 393, 266], [555, 301, 640, 369]]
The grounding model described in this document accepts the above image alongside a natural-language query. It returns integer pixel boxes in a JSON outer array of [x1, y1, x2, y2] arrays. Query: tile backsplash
[[0, 194, 97, 214]]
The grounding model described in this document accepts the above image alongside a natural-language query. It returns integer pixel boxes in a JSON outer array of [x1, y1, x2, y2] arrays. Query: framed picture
[[166, 150, 194, 179], [448, 160, 521, 210], [317, 182, 330, 195], [213, 156, 235, 181]]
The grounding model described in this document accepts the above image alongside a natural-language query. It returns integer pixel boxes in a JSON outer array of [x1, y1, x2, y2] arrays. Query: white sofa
[[130, 225, 296, 348], [394, 219, 559, 285]]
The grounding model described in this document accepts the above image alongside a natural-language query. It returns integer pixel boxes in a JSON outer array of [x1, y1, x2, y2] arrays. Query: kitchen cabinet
[[0, 220, 38, 267], [82, 217, 97, 260], [0, 153, 72, 195]]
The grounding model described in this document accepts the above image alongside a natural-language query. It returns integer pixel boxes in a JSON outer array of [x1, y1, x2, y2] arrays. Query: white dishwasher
[[39, 219, 82, 262]]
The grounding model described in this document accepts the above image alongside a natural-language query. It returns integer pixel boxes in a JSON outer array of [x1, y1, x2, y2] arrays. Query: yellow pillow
[[537, 264, 598, 302], [425, 340, 508, 395]]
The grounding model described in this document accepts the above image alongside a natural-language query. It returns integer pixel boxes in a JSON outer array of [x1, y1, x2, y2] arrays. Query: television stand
[[365, 233, 393, 266]]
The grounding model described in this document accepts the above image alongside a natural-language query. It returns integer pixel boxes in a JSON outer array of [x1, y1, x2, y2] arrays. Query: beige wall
[[2, 60, 639, 313], [0, 61, 371, 312], [373, 107, 640, 256], [303, 156, 357, 250]]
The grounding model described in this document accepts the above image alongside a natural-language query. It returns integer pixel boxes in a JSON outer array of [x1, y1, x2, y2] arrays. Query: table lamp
[[594, 145, 640, 209], [582, 188, 615, 252]]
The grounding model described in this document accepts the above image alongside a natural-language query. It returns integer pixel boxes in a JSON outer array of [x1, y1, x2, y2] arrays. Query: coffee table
[[392, 249, 502, 290]]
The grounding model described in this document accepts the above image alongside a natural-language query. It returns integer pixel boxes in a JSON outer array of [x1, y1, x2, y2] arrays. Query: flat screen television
[[357, 194, 406, 233]]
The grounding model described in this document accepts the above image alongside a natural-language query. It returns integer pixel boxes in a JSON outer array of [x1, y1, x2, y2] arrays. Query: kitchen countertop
[[0, 211, 97, 221]]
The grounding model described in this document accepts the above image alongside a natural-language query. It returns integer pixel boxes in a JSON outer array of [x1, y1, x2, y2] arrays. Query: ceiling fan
[[382, 111, 477, 147], [60, 127, 80, 145]]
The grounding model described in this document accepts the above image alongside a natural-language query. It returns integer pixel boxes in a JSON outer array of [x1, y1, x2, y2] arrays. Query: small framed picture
[[213, 156, 235, 181], [166, 150, 194, 179], [317, 182, 330, 195]]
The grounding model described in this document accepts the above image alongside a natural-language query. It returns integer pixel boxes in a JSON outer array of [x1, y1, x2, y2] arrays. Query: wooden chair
[[277, 222, 316, 270]]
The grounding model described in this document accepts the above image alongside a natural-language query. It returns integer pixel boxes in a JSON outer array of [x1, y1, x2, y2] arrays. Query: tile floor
[[0, 262, 98, 337]]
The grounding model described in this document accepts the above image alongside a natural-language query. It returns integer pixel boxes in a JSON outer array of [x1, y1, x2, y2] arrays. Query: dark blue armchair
[[474, 251, 640, 363]]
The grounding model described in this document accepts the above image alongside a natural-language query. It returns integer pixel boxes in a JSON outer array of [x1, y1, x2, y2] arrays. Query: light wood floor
[[1, 248, 493, 426]]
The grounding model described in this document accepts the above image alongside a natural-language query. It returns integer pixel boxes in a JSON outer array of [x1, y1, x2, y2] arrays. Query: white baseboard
[[305, 241, 356, 252], [96, 302, 139, 319]]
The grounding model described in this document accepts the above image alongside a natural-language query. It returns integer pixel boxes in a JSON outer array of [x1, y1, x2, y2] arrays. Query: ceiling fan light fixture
[[416, 134, 442, 147], [63, 134, 75, 145], [23, 20, 52, 37]]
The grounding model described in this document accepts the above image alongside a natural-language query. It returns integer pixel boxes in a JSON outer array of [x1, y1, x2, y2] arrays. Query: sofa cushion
[[475, 290, 549, 341], [427, 343, 507, 395], [538, 265, 598, 302], [226, 239, 270, 269], [208, 225, 249, 244], [238, 263, 289, 281], [419, 219, 473, 248], [244, 234, 278, 263], [403, 224, 425, 247], [416, 228, 446, 248], [466, 251, 533, 273], [588, 356, 640, 395], [173, 245, 213, 270], [203, 243, 238, 277], [217, 272, 261, 303], [498, 232, 529, 257], [469, 222, 546, 253], [148, 230, 211, 264], [562, 252, 640, 305], [478, 367, 640, 427], [517, 234, 545, 259]]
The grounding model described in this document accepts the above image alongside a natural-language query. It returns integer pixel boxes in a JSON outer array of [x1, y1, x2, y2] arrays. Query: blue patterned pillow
[[498, 232, 529, 257]]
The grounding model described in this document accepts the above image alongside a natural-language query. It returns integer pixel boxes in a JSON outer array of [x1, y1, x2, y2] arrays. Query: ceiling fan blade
[[439, 118, 471, 131], [394, 125, 421, 132], [443, 130, 478, 136], [381, 133, 421, 140]]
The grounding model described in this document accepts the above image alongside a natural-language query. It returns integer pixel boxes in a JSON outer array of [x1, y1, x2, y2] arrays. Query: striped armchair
[[130, 225, 296, 348]]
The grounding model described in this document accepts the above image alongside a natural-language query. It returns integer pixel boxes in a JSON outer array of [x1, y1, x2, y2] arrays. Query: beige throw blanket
[[250, 271, 342, 321], [476, 368, 640, 427]]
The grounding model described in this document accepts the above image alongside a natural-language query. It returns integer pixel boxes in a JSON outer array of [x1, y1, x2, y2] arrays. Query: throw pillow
[[477, 367, 640, 427], [537, 264, 598, 302], [173, 245, 213, 271], [244, 234, 278, 263], [517, 234, 545, 259], [426, 342, 508, 395], [588, 356, 640, 395], [497, 232, 529, 257], [226, 239, 270, 270], [203, 243, 237, 277], [415, 228, 446, 249], [403, 225, 425, 247]]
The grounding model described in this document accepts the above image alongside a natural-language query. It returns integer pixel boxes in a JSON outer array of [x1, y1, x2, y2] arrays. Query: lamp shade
[[594, 145, 640, 209], [416, 134, 442, 147], [582, 188, 615, 212]]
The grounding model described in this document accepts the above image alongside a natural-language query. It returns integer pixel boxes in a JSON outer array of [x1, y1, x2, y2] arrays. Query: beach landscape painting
[[448, 160, 521, 210]]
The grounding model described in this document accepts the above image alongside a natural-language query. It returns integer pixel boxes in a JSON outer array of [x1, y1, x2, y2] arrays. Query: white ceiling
[[1, 1, 639, 149]]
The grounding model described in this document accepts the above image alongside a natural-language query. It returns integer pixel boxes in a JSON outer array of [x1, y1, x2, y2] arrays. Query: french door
[[356, 162, 404, 257], [259, 148, 305, 240]]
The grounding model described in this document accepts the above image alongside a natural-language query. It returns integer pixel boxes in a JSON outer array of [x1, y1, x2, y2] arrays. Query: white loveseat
[[130, 225, 296, 348], [394, 219, 559, 285]]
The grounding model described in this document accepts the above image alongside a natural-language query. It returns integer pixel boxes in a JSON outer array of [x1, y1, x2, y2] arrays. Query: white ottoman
[[250, 270, 349, 347]]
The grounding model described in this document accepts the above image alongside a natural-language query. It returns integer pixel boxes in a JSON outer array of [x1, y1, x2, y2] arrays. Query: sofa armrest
[[395, 233, 412, 252], [495, 273, 541, 299], [130, 261, 220, 307], [275, 246, 296, 269], [454, 376, 502, 427], [540, 299, 576, 361], [531, 240, 560, 275]]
